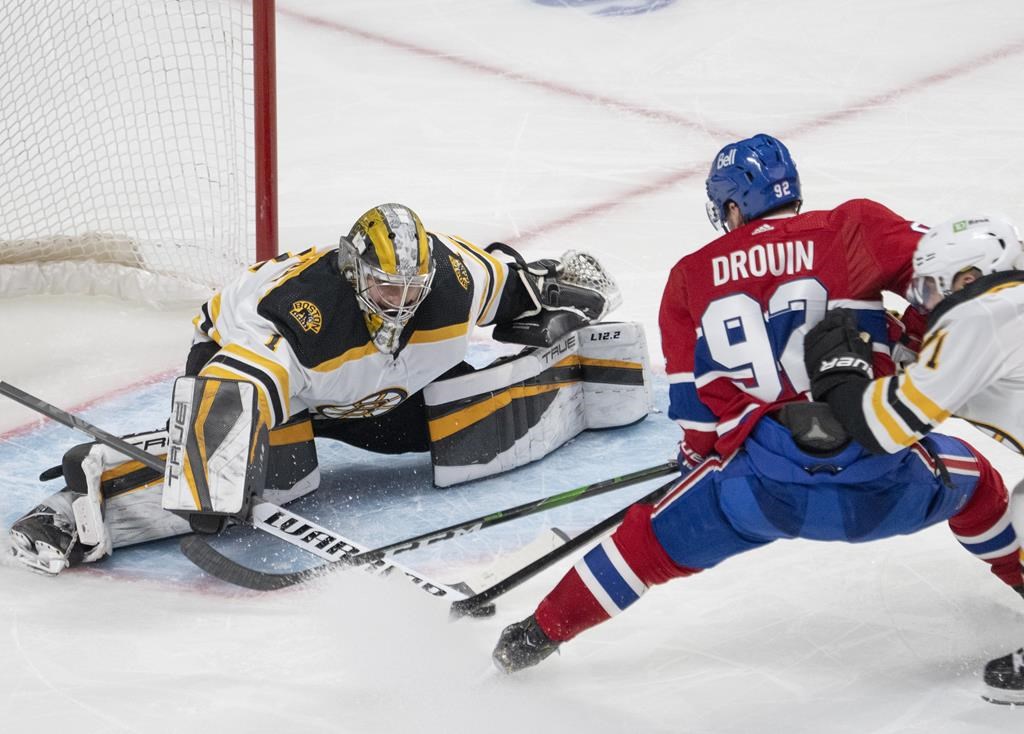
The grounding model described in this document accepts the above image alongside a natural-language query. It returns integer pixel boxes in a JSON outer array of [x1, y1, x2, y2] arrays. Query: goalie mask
[[909, 214, 1024, 311], [339, 203, 436, 354]]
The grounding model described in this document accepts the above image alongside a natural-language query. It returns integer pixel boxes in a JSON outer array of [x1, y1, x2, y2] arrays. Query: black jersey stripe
[[448, 238, 495, 316], [886, 376, 932, 436], [208, 355, 285, 426], [198, 302, 214, 336]]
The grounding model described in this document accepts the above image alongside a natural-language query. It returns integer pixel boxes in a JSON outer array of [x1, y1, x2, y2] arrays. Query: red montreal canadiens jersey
[[660, 199, 923, 461]]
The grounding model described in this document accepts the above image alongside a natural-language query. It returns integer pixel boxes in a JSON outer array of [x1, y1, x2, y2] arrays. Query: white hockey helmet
[[908, 214, 1024, 311], [338, 203, 435, 353]]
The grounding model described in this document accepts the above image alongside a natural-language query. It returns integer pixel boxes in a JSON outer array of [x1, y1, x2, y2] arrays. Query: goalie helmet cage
[[0, 0, 278, 305]]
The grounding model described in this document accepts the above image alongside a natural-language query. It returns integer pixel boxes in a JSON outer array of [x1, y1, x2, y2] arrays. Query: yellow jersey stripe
[[222, 344, 291, 412], [449, 236, 507, 320], [984, 281, 1024, 295], [407, 322, 469, 344], [313, 341, 379, 373], [899, 372, 951, 423], [209, 292, 222, 323], [266, 248, 333, 293], [871, 377, 916, 447], [198, 363, 275, 422]]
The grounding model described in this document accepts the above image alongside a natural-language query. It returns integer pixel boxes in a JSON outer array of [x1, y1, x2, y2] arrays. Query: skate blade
[[981, 687, 1024, 706]]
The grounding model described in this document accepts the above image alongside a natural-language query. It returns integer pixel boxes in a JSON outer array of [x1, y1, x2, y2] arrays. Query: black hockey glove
[[803, 309, 874, 401]]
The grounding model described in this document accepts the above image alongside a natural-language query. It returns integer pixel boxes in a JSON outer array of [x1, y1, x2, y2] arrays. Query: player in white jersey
[[9, 203, 625, 575], [803, 214, 1024, 705]]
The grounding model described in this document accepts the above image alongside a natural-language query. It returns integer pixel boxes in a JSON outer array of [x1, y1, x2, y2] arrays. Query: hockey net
[[0, 0, 277, 305]]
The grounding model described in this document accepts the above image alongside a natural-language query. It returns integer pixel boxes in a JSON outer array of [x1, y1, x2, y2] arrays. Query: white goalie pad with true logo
[[424, 322, 653, 487], [162, 376, 269, 523]]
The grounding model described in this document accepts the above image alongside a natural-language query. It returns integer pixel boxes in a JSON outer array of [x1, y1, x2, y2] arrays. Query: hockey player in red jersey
[[491, 135, 1022, 677], [804, 214, 1024, 704]]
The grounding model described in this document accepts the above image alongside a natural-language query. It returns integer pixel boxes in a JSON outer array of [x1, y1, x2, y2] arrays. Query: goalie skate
[[9, 504, 80, 576]]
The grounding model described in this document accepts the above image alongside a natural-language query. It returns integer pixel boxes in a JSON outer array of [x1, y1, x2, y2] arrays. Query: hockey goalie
[[9, 203, 654, 575]]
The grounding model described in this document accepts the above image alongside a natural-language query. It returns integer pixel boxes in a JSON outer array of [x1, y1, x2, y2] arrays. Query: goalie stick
[[183, 501, 494, 615], [449, 475, 680, 619], [176, 460, 679, 591], [0, 380, 487, 609]]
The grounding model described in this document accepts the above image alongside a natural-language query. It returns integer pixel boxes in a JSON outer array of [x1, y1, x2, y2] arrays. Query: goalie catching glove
[[490, 244, 622, 347]]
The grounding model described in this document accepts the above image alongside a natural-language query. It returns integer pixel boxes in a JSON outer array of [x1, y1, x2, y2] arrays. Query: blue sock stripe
[[583, 544, 640, 611], [959, 524, 1018, 557]]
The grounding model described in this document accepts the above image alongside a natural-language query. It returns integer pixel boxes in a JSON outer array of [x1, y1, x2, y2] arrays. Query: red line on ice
[[11, 15, 1022, 420], [0, 369, 178, 441], [279, 9, 1024, 243]]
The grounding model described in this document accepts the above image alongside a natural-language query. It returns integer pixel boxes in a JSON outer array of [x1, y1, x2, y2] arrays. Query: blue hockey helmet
[[705, 134, 802, 231]]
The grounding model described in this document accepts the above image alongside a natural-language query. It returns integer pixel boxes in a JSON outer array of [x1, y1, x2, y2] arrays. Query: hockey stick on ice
[[449, 475, 680, 619], [177, 460, 679, 591], [350, 461, 678, 564], [0, 381, 165, 472], [182, 501, 493, 613], [0, 381, 482, 606]]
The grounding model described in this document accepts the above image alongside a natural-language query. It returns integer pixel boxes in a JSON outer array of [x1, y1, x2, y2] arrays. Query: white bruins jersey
[[861, 272, 1024, 454], [192, 233, 521, 427]]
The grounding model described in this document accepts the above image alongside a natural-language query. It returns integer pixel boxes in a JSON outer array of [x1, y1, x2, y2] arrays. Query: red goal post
[[0, 0, 278, 305]]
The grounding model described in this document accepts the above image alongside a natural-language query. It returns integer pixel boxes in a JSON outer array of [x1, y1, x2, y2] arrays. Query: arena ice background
[[2, 0, 1024, 731]]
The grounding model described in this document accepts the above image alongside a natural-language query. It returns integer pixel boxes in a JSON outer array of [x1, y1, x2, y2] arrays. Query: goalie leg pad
[[424, 322, 653, 487], [162, 376, 269, 533]]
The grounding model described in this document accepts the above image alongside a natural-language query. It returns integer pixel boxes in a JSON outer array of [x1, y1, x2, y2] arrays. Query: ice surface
[[2, 1, 1024, 731]]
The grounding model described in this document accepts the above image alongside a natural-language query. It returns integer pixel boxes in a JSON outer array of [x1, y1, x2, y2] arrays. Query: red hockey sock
[[948, 448, 1022, 588], [535, 502, 700, 642]]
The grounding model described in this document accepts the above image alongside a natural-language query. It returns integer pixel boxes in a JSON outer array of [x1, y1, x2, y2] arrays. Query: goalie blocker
[[425, 322, 654, 487], [162, 376, 270, 533]]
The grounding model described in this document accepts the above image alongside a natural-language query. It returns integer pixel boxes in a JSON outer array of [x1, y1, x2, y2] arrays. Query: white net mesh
[[0, 0, 259, 304]]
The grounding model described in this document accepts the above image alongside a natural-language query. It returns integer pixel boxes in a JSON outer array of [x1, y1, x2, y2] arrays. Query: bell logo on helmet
[[289, 300, 322, 334], [705, 134, 801, 231], [716, 148, 737, 170]]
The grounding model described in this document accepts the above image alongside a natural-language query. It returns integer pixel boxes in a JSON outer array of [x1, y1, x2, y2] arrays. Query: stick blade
[[179, 535, 316, 591]]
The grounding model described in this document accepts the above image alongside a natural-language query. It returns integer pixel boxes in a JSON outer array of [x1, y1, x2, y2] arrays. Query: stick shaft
[[449, 476, 678, 618], [353, 460, 678, 563], [0, 381, 164, 472]]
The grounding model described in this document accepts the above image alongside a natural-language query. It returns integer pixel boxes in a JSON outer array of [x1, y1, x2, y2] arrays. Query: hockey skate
[[9, 504, 82, 576], [983, 647, 1024, 705], [492, 615, 560, 673]]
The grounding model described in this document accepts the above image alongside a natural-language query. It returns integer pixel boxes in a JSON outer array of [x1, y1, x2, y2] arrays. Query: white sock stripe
[[954, 505, 1014, 544], [600, 538, 647, 598], [946, 466, 981, 476], [574, 557, 622, 617]]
